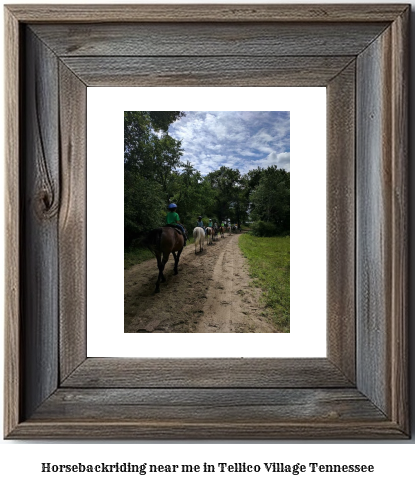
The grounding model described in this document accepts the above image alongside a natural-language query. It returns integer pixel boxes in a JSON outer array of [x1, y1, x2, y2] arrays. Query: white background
[[1, 0, 415, 485], [87, 86, 326, 357]]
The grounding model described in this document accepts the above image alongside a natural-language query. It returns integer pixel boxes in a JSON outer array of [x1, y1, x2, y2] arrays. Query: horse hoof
[[155, 288, 160, 293], [174, 270, 178, 275]]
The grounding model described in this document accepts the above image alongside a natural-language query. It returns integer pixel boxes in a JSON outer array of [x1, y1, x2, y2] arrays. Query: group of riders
[[166, 202, 237, 246], [147, 202, 236, 292]]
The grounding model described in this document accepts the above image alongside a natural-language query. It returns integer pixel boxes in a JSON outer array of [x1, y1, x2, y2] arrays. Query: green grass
[[124, 246, 154, 270], [238, 234, 290, 332]]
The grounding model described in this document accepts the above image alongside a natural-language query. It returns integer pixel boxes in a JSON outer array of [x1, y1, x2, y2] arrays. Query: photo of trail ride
[[125, 111, 290, 333]]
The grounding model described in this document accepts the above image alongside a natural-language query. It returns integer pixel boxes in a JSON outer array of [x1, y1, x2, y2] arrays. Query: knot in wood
[[36, 188, 59, 219]]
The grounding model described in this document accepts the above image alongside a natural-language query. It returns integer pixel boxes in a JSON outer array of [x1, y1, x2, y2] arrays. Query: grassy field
[[238, 234, 290, 332]]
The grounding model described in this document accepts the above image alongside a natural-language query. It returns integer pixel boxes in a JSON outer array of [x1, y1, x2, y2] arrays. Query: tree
[[124, 111, 185, 246], [124, 172, 165, 246], [250, 166, 290, 235], [206, 166, 244, 225], [124, 111, 184, 179]]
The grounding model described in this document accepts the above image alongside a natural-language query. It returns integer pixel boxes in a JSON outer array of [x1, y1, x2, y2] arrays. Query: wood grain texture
[[389, 8, 409, 432], [6, 4, 409, 23], [7, 421, 406, 440], [4, 6, 21, 438], [355, 16, 409, 429], [61, 56, 355, 87], [21, 29, 60, 419], [32, 388, 386, 422], [58, 63, 87, 382], [357, 30, 391, 416], [31, 22, 388, 57], [62, 358, 352, 388], [356, 28, 391, 414], [326, 62, 356, 383], [8, 412, 406, 441]]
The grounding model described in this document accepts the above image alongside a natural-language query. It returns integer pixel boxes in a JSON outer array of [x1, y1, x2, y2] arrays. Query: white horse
[[193, 227, 205, 254]]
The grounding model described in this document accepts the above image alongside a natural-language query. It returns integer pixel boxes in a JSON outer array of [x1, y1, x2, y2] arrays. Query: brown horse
[[219, 226, 225, 238], [206, 226, 214, 245], [144, 225, 186, 293]]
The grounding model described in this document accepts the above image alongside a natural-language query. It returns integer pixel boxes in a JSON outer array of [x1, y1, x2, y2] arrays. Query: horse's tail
[[142, 228, 162, 256], [193, 227, 199, 243]]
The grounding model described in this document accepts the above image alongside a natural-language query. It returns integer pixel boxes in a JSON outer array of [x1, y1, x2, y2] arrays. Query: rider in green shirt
[[166, 203, 187, 246], [166, 210, 180, 225]]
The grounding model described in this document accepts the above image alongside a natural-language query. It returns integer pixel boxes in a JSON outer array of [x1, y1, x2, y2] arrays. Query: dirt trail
[[124, 232, 277, 333]]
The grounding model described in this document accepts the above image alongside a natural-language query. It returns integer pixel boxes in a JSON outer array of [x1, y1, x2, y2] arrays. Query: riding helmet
[[168, 203, 177, 209]]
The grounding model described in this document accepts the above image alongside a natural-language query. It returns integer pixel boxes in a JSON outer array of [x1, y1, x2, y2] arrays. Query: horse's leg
[[172, 251, 179, 275], [155, 252, 163, 293], [161, 263, 167, 282], [173, 248, 182, 275], [174, 248, 183, 274], [161, 251, 169, 278]]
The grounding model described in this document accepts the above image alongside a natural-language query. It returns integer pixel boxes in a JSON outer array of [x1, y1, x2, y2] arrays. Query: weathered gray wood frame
[[4, 4, 409, 439]]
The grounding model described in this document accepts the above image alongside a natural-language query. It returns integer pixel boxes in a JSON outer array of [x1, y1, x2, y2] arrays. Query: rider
[[166, 203, 187, 246], [196, 215, 205, 233], [207, 218, 213, 235]]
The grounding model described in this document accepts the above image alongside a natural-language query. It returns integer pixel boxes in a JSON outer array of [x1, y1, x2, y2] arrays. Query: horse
[[193, 226, 205, 254], [219, 226, 225, 238], [227, 224, 232, 235], [143, 225, 186, 293], [206, 227, 214, 245]]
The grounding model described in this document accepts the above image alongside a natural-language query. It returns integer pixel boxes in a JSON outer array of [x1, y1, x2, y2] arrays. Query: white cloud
[[169, 111, 290, 175], [249, 152, 290, 172]]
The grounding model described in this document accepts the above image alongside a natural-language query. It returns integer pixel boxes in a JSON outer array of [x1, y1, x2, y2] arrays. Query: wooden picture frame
[[4, 4, 409, 439]]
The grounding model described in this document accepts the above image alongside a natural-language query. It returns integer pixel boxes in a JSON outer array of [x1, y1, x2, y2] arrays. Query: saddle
[[164, 224, 185, 237]]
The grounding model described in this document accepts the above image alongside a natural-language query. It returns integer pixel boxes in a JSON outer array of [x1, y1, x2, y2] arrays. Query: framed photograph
[[4, 4, 409, 439], [88, 86, 326, 358]]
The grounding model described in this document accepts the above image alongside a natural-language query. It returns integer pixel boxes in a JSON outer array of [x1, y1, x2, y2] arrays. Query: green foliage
[[206, 166, 247, 225], [238, 234, 290, 332], [148, 111, 185, 132], [124, 172, 166, 245], [168, 161, 216, 229], [250, 167, 290, 235], [250, 221, 278, 237], [124, 111, 184, 246]]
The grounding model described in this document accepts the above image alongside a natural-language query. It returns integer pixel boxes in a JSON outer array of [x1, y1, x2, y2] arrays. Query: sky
[[168, 111, 290, 176]]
